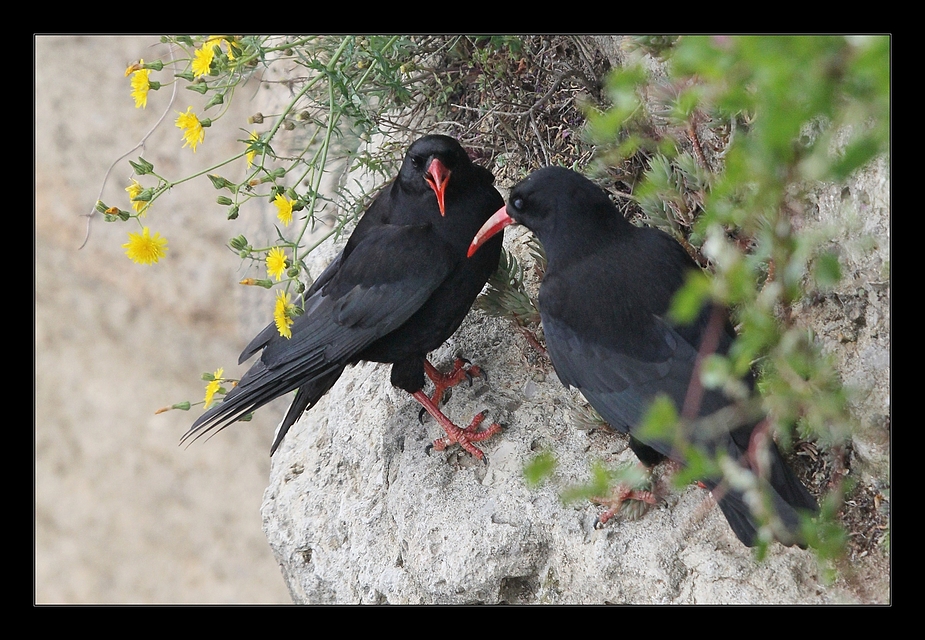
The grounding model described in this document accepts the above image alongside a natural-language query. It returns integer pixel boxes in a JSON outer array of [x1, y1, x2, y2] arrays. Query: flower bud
[[238, 278, 274, 289], [155, 401, 191, 414], [129, 156, 155, 175], [205, 93, 224, 110], [208, 174, 231, 190]]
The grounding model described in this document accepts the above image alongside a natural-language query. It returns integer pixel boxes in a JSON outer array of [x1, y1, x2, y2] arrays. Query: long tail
[[269, 367, 344, 455], [711, 442, 818, 547], [181, 359, 345, 452]]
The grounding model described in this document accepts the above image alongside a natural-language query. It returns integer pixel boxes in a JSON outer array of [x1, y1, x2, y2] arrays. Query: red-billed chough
[[468, 166, 818, 547], [183, 135, 505, 459]]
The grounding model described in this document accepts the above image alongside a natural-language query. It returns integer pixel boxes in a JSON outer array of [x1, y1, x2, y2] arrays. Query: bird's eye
[[410, 155, 424, 169], [511, 197, 524, 211]]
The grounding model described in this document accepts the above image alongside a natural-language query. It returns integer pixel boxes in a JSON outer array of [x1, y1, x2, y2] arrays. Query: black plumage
[[184, 135, 505, 458], [469, 166, 817, 546]]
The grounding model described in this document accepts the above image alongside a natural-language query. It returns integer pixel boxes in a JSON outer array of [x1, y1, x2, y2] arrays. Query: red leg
[[592, 464, 659, 528], [412, 390, 502, 461], [424, 358, 485, 406], [593, 487, 659, 527]]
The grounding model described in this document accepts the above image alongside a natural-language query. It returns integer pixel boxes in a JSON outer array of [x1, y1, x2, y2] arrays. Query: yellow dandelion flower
[[175, 106, 205, 152], [125, 179, 149, 216], [192, 44, 215, 77], [130, 59, 151, 109], [274, 291, 294, 339], [203, 367, 224, 409], [246, 130, 259, 167], [122, 226, 168, 265], [266, 247, 288, 281], [273, 193, 294, 226]]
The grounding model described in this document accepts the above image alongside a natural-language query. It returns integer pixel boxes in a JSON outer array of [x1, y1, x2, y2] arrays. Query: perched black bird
[[468, 166, 818, 547], [184, 135, 505, 458]]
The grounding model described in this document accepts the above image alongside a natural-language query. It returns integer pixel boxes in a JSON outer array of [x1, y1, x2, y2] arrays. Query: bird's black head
[[507, 167, 618, 232], [400, 135, 472, 216], [469, 166, 626, 259]]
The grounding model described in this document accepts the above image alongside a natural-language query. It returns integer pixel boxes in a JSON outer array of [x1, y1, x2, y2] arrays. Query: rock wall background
[[35, 36, 291, 603]]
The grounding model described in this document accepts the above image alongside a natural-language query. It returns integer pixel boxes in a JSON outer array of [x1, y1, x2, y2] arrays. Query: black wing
[[182, 222, 457, 445], [542, 306, 709, 461]]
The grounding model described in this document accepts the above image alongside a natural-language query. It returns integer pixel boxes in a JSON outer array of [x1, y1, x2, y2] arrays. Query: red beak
[[425, 158, 450, 216], [468, 206, 516, 258]]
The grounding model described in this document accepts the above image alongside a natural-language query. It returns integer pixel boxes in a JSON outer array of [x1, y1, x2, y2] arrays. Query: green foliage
[[567, 35, 889, 559], [474, 246, 542, 327], [524, 450, 557, 487]]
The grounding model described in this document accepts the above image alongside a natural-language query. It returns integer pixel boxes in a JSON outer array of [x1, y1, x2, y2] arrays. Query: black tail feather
[[269, 367, 344, 455], [711, 443, 818, 548]]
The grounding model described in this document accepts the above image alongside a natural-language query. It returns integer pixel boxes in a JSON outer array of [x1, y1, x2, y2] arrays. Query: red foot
[[593, 485, 658, 528], [424, 358, 485, 406], [412, 390, 502, 461]]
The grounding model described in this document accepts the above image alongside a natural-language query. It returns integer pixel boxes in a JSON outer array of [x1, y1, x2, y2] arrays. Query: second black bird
[[469, 166, 817, 547], [184, 135, 505, 458]]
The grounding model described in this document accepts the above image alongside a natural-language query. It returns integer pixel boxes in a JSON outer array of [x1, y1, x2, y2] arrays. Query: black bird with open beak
[[184, 135, 505, 459], [469, 166, 817, 547]]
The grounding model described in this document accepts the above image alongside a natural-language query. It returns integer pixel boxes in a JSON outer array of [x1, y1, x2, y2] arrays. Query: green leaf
[[813, 251, 842, 289], [523, 451, 557, 487], [636, 395, 680, 443], [669, 270, 711, 324]]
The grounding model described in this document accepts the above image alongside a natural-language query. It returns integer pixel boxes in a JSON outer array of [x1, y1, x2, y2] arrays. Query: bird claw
[[424, 409, 503, 462], [423, 357, 488, 408], [592, 478, 659, 527]]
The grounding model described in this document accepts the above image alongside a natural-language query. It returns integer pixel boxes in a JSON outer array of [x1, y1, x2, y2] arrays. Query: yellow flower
[[246, 130, 259, 167], [175, 106, 205, 152], [273, 193, 294, 226], [122, 226, 168, 265], [266, 247, 288, 281], [203, 367, 224, 409], [130, 59, 151, 109], [274, 291, 294, 339], [125, 179, 149, 216], [192, 44, 215, 77]]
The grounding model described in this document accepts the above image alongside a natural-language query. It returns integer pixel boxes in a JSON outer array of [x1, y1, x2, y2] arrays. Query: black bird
[[468, 166, 818, 547], [184, 135, 505, 458]]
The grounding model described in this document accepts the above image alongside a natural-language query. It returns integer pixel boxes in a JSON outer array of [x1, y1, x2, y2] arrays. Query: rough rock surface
[[262, 223, 870, 604]]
